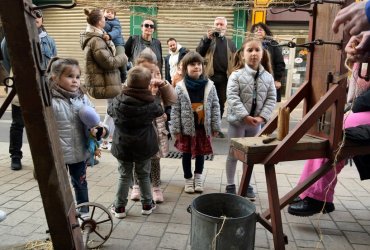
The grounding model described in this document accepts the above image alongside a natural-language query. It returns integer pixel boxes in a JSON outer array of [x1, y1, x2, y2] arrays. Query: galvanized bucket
[[188, 193, 256, 250]]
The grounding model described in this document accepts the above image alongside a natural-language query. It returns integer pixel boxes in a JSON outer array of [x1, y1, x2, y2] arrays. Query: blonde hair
[[46, 57, 81, 85]]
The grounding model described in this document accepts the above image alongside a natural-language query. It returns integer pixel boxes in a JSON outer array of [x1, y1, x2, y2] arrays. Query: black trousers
[[210, 73, 228, 118], [9, 104, 24, 159]]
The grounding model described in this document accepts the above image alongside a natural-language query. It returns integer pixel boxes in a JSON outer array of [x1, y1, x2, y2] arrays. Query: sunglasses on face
[[143, 23, 155, 29]]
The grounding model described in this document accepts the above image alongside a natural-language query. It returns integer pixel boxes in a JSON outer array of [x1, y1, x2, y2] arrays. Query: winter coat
[[108, 93, 163, 161], [170, 79, 221, 136], [81, 31, 127, 99], [153, 82, 177, 158], [264, 38, 286, 102], [124, 35, 163, 72], [51, 89, 92, 164], [196, 35, 236, 77], [164, 47, 188, 83], [104, 17, 125, 46], [227, 64, 276, 125]]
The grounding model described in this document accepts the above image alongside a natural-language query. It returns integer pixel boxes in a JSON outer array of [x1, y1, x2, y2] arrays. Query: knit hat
[[126, 66, 152, 89], [79, 105, 100, 128]]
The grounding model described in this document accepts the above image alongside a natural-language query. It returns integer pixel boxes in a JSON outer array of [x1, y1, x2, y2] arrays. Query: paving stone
[[137, 222, 166, 237], [330, 211, 356, 222], [110, 221, 141, 240], [336, 222, 365, 232], [166, 223, 190, 235], [129, 235, 160, 250], [9, 222, 39, 236], [102, 238, 130, 250], [343, 231, 370, 245], [158, 232, 188, 249]]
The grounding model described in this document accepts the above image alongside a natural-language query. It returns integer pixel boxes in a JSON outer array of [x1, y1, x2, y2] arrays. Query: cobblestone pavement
[[1, 141, 370, 249]]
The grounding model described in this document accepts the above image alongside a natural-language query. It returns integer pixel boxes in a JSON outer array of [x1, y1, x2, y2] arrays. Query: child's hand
[[255, 116, 265, 124], [149, 79, 165, 95], [103, 34, 110, 41], [244, 116, 259, 126], [95, 148, 101, 158]]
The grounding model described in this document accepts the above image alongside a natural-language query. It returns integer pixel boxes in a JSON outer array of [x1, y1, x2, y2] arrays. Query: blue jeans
[[67, 161, 89, 212], [9, 105, 24, 159], [182, 153, 204, 179], [115, 159, 152, 208]]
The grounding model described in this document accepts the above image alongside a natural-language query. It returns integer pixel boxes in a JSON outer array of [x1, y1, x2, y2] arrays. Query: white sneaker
[[0, 210, 6, 222], [110, 205, 126, 219], [152, 187, 164, 203], [141, 201, 156, 215], [77, 212, 90, 225], [184, 178, 194, 193], [130, 185, 141, 201], [194, 174, 204, 193]]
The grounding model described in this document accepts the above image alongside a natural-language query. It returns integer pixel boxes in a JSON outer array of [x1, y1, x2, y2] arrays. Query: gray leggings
[[225, 122, 261, 185]]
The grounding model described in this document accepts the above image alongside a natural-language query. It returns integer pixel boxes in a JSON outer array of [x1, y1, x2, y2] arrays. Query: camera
[[212, 31, 220, 38]]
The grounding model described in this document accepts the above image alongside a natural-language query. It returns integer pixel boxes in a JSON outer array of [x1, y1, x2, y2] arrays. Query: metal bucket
[[189, 193, 256, 250]]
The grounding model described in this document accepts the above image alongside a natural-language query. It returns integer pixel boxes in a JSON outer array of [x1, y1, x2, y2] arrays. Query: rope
[[211, 215, 227, 250]]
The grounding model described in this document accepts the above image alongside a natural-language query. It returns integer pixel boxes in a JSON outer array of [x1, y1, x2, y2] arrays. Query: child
[[47, 57, 107, 216], [103, 6, 126, 82], [130, 50, 177, 203], [170, 51, 221, 193], [109, 66, 163, 218], [225, 38, 276, 200]]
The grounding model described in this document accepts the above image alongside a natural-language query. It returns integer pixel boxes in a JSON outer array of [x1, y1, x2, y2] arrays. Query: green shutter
[[130, 6, 158, 38], [233, 6, 247, 49]]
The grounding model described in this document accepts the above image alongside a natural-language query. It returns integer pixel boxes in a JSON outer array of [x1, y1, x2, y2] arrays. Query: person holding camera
[[196, 17, 236, 134]]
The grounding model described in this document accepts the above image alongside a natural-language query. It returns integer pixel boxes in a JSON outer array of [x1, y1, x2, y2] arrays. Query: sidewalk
[[1, 140, 370, 249]]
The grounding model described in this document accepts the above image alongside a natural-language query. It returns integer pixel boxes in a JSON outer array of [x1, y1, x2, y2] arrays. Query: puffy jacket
[[227, 64, 276, 125], [81, 31, 127, 99], [108, 93, 163, 161], [170, 79, 221, 136], [51, 89, 92, 164], [104, 18, 125, 46]]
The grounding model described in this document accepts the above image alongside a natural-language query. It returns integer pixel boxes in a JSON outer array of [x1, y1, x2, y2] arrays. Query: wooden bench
[[229, 134, 370, 250]]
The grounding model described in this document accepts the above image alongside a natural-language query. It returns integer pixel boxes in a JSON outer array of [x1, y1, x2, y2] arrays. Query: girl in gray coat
[[170, 52, 221, 194], [225, 38, 276, 199], [48, 57, 107, 216]]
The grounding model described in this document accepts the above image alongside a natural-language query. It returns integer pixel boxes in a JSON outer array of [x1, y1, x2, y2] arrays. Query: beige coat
[[81, 31, 127, 99]]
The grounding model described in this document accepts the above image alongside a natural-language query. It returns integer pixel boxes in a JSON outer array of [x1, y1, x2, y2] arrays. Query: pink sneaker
[[152, 187, 164, 203], [130, 185, 141, 201]]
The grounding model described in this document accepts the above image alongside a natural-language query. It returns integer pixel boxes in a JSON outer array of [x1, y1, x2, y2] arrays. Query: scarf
[[122, 86, 155, 103], [52, 83, 83, 99], [184, 75, 208, 91]]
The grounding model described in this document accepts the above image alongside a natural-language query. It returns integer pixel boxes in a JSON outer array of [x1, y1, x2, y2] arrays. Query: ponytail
[[232, 48, 245, 71], [261, 49, 273, 75]]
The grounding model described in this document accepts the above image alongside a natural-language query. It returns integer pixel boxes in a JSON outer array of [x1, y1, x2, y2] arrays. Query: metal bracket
[[271, 39, 342, 52], [269, 0, 345, 16]]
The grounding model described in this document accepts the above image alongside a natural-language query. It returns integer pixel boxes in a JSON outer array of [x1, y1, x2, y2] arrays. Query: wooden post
[[0, 0, 83, 249]]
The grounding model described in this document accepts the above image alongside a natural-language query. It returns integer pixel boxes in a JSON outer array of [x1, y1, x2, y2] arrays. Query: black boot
[[11, 158, 22, 171], [288, 197, 335, 217], [225, 184, 236, 194]]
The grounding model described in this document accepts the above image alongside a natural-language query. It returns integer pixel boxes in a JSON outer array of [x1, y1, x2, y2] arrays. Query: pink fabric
[[298, 111, 370, 202]]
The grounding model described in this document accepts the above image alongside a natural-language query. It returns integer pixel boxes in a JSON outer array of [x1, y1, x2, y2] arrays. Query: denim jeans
[[115, 159, 152, 208], [67, 161, 89, 212], [9, 104, 24, 159], [182, 153, 204, 179]]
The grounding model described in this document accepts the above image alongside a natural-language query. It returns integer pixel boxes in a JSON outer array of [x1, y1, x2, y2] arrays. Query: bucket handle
[[187, 205, 192, 214]]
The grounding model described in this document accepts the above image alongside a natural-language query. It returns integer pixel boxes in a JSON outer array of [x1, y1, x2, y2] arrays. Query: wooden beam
[[0, 0, 83, 249]]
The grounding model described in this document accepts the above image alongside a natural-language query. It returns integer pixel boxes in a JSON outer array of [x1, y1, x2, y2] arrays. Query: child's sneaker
[[141, 201, 156, 215], [110, 205, 126, 219], [152, 187, 164, 203], [130, 185, 141, 201], [184, 178, 194, 193], [246, 185, 256, 201], [194, 174, 204, 193]]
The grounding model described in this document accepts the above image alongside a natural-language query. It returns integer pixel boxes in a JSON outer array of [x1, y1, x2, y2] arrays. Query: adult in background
[[164, 38, 188, 84], [251, 22, 285, 103], [1, 8, 57, 171], [196, 17, 236, 131], [125, 19, 163, 72]]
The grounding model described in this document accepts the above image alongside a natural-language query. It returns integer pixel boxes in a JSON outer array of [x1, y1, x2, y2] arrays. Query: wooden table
[[229, 134, 370, 250]]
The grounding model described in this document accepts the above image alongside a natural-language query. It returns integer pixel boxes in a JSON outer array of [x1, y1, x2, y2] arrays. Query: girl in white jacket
[[225, 38, 276, 199]]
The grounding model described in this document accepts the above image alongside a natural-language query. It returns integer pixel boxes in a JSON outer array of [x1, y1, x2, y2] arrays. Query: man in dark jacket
[[108, 66, 163, 218], [196, 17, 236, 122], [164, 38, 188, 83]]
